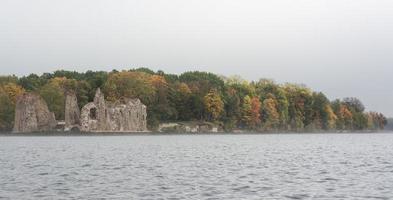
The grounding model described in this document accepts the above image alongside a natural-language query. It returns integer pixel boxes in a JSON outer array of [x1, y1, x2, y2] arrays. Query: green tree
[[222, 87, 241, 130], [284, 84, 312, 131], [39, 78, 65, 120], [241, 95, 252, 128], [0, 88, 16, 130]]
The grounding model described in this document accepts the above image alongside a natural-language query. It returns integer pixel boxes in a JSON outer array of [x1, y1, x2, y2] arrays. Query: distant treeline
[[385, 118, 393, 131], [0, 68, 388, 132]]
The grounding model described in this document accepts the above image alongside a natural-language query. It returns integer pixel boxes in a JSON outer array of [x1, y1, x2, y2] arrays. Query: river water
[[1, 133, 393, 199]]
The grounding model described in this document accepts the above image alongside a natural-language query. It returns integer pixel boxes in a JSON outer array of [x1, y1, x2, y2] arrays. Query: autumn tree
[[337, 104, 353, 130], [203, 90, 224, 121], [325, 105, 337, 130], [0, 68, 385, 132], [367, 112, 387, 130], [0, 82, 25, 130], [250, 97, 262, 129], [0, 83, 25, 131], [103, 71, 155, 103], [1, 83, 25, 105], [262, 97, 280, 131], [241, 95, 252, 128], [254, 79, 289, 130]]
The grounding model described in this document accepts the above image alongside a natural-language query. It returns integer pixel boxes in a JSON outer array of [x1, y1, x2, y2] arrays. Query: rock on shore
[[64, 91, 80, 131], [13, 93, 57, 133]]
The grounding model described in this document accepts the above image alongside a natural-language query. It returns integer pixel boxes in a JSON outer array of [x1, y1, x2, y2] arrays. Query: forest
[[0, 68, 388, 132]]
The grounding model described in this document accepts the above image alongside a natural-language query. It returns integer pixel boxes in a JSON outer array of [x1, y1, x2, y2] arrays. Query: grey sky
[[1, 0, 392, 116]]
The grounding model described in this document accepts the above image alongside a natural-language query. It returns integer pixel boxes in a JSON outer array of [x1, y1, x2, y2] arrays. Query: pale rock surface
[[13, 93, 57, 132], [80, 89, 147, 132], [64, 91, 80, 131]]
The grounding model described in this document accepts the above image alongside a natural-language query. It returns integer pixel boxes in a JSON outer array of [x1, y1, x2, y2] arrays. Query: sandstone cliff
[[80, 88, 147, 132], [64, 91, 80, 131], [13, 93, 57, 132]]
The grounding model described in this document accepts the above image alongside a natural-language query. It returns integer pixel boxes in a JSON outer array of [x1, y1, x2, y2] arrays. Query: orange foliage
[[250, 97, 261, 127]]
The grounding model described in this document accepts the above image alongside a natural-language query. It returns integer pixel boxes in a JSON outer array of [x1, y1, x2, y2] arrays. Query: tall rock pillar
[[64, 91, 80, 131], [94, 88, 107, 130]]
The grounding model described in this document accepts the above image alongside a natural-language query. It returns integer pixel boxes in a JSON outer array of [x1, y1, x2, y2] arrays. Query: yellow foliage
[[177, 83, 191, 95], [203, 90, 224, 121], [149, 75, 168, 89], [104, 71, 155, 103], [1, 83, 25, 105], [262, 98, 280, 130], [325, 105, 337, 129]]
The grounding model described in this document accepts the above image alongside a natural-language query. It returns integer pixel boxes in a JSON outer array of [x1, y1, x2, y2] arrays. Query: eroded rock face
[[13, 93, 57, 132], [80, 89, 147, 132], [94, 88, 107, 130], [106, 99, 147, 132], [64, 91, 80, 131], [80, 102, 98, 132]]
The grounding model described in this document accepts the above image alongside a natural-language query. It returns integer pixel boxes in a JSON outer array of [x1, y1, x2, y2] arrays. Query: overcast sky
[[1, 0, 392, 116]]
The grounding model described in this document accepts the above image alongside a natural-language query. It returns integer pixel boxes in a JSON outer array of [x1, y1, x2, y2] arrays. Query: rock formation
[[12, 88, 147, 133], [94, 88, 107, 130], [105, 99, 147, 131], [64, 91, 80, 131], [13, 93, 57, 132], [80, 88, 147, 132]]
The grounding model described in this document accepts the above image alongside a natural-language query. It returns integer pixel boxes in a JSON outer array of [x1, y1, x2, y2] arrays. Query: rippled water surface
[[1, 133, 393, 199]]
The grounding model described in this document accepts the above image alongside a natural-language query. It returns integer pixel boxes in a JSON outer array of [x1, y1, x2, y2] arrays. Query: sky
[[0, 0, 392, 116]]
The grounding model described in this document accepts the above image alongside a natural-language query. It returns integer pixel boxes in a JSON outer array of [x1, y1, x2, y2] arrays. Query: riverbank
[[1, 130, 391, 136]]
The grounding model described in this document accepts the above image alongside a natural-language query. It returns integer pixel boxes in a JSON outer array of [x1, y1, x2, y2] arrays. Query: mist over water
[[1, 133, 393, 199]]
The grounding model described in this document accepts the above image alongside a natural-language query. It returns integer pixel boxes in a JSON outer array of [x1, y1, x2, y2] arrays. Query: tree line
[[385, 118, 393, 131], [0, 68, 388, 132]]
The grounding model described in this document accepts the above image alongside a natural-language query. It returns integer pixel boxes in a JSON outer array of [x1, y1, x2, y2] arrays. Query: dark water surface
[[1, 133, 393, 199]]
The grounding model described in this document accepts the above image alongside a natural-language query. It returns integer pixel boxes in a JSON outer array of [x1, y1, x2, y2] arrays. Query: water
[[1, 133, 393, 199]]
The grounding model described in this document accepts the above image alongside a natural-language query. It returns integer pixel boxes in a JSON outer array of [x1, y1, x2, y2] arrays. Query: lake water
[[1, 133, 393, 199]]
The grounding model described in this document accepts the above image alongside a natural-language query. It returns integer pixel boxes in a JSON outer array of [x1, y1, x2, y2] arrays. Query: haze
[[0, 0, 392, 116]]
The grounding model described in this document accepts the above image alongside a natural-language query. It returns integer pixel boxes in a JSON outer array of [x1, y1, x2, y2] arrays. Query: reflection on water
[[1, 133, 393, 199]]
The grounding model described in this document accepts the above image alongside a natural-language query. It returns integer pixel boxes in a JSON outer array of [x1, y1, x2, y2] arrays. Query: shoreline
[[0, 130, 392, 136]]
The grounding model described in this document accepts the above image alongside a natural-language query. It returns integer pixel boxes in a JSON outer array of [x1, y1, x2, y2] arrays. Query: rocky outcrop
[[80, 88, 147, 132], [13, 93, 57, 133], [64, 91, 80, 131], [12, 88, 147, 133], [94, 88, 107, 130], [80, 102, 99, 131], [157, 122, 222, 133], [106, 99, 147, 132]]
